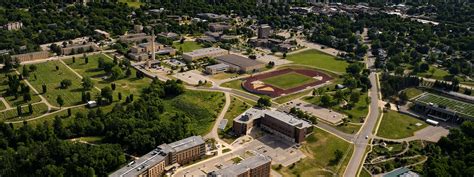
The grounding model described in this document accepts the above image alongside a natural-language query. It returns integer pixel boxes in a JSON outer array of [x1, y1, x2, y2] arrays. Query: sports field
[[415, 93, 474, 118], [286, 49, 349, 74], [261, 72, 316, 90]]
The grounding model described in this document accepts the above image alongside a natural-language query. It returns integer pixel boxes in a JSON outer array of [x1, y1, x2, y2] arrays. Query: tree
[[125, 68, 132, 77], [57, 95, 64, 108], [22, 65, 29, 78], [257, 96, 272, 108], [17, 105, 22, 116], [82, 77, 94, 90], [55, 65, 59, 71], [118, 92, 122, 100], [350, 91, 360, 104], [101, 86, 113, 103], [60, 79, 72, 89], [29, 65, 37, 72], [384, 102, 391, 110], [85, 57, 89, 64], [334, 90, 345, 104], [111, 83, 116, 90], [330, 149, 344, 165], [42, 84, 47, 93], [67, 108, 72, 117], [110, 66, 124, 80], [23, 92, 32, 102], [28, 104, 33, 114], [321, 94, 332, 107], [283, 52, 287, 58], [72, 56, 76, 63]]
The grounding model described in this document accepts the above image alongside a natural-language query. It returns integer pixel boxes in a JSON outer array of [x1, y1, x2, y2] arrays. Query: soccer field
[[286, 49, 349, 74], [261, 72, 316, 90], [415, 93, 474, 118]]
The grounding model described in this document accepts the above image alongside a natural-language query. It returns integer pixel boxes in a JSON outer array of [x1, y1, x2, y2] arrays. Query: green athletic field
[[261, 72, 316, 90], [415, 93, 474, 118], [286, 49, 349, 74]]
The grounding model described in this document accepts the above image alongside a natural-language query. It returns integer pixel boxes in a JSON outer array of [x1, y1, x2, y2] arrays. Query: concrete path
[[204, 92, 233, 154], [0, 97, 11, 110]]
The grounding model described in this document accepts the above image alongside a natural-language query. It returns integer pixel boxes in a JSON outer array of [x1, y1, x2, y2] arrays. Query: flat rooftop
[[206, 63, 229, 70], [234, 108, 265, 124], [264, 110, 312, 129], [414, 93, 474, 119], [109, 148, 169, 177], [183, 47, 227, 57], [160, 135, 204, 153], [211, 154, 271, 176], [216, 54, 264, 69]]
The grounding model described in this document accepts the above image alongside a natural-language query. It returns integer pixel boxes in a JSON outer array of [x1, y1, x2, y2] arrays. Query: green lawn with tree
[[118, 0, 143, 8], [220, 97, 252, 143], [402, 87, 424, 100], [417, 66, 450, 80], [274, 128, 353, 176], [0, 70, 42, 107], [286, 49, 349, 73], [27, 61, 95, 107], [377, 110, 428, 139], [173, 41, 203, 53], [0, 103, 49, 122], [63, 54, 152, 101], [262, 72, 316, 90]]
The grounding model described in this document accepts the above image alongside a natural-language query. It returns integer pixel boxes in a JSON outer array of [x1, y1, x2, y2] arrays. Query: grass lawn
[[221, 79, 246, 92], [0, 103, 49, 122], [0, 100, 5, 111], [118, 0, 143, 8], [377, 110, 428, 139], [77, 136, 104, 144], [63, 54, 152, 101], [274, 89, 312, 104], [27, 61, 91, 107], [403, 87, 424, 100], [360, 168, 372, 177], [304, 93, 369, 123], [417, 67, 450, 80], [0, 70, 42, 107], [210, 72, 241, 80], [275, 128, 353, 176], [173, 41, 203, 52], [286, 49, 349, 74], [262, 72, 315, 90], [162, 90, 225, 135]]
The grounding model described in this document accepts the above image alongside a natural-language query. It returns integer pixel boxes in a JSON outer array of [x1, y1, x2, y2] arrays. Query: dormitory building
[[110, 136, 206, 177]]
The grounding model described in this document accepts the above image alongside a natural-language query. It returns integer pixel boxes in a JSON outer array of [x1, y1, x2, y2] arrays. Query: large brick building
[[110, 136, 206, 177], [182, 47, 228, 62], [233, 108, 313, 144], [208, 154, 271, 177], [61, 43, 99, 55], [119, 33, 153, 43]]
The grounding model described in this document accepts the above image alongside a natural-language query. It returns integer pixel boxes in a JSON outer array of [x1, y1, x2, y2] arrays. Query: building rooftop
[[264, 110, 312, 129], [183, 47, 228, 57], [160, 135, 204, 153], [206, 63, 229, 70], [234, 108, 265, 124], [109, 148, 169, 177], [216, 54, 264, 69], [211, 154, 271, 176]]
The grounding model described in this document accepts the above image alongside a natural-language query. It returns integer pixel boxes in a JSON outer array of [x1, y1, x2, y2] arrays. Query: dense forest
[[0, 79, 225, 176], [423, 121, 474, 176]]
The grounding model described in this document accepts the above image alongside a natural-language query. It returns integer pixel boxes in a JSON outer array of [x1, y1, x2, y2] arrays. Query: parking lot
[[284, 99, 346, 125], [248, 134, 306, 167], [173, 70, 211, 85]]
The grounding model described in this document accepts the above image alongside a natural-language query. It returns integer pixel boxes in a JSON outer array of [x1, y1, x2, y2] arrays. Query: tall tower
[[147, 31, 155, 69]]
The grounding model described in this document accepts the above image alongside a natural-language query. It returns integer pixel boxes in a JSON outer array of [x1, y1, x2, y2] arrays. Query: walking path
[[0, 97, 11, 110], [204, 92, 233, 154]]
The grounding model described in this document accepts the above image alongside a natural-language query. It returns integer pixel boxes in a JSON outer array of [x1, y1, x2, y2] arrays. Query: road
[[344, 28, 381, 177]]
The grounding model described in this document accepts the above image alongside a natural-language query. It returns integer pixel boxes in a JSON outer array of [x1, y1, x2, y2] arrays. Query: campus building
[[128, 42, 176, 61], [208, 23, 232, 32], [216, 54, 265, 73], [233, 108, 313, 144], [60, 43, 100, 55], [119, 33, 153, 43], [182, 47, 229, 62], [2, 22, 23, 31], [110, 136, 206, 177], [208, 154, 272, 177], [258, 24, 271, 39], [94, 29, 110, 39], [205, 63, 229, 75], [11, 51, 49, 63]]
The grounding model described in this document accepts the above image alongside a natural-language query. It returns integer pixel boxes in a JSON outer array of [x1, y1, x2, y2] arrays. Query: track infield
[[242, 68, 332, 97]]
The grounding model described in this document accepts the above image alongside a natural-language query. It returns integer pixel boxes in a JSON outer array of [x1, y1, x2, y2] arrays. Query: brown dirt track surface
[[242, 68, 332, 97]]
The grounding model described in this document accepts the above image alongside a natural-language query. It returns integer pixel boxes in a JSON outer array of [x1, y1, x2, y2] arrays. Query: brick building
[[208, 154, 271, 177], [182, 47, 228, 62], [61, 43, 99, 55], [11, 51, 49, 63], [119, 33, 153, 43], [110, 136, 206, 177]]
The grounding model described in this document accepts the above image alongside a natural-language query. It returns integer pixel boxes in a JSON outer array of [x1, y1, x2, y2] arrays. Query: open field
[[414, 93, 474, 118], [417, 67, 450, 80], [173, 41, 203, 52], [403, 87, 424, 100], [27, 61, 92, 107], [220, 97, 251, 143], [275, 128, 353, 176], [221, 79, 246, 92], [0, 103, 49, 122], [0, 70, 42, 107], [303, 93, 369, 123], [262, 72, 316, 90], [118, 0, 143, 8], [63, 54, 152, 101], [377, 110, 428, 139], [161, 90, 225, 135], [286, 49, 349, 73]]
